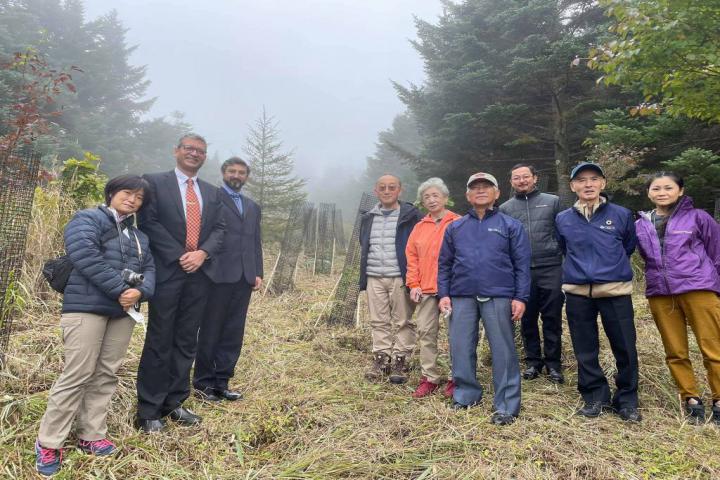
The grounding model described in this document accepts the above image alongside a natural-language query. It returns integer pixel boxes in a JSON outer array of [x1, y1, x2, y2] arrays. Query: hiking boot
[[522, 365, 541, 380], [412, 377, 440, 398], [617, 407, 642, 423], [685, 398, 705, 425], [364, 353, 391, 382], [444, 379, 456, 398], [547, 368, 564, 384], [576, 401, 610, 418], [35, 440, 62, 476], [389, 355, 409, 384]]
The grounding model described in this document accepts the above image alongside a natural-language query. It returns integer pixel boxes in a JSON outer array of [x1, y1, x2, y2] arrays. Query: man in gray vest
[[499, 163, 564, 384], [359, 174, 423, 384]]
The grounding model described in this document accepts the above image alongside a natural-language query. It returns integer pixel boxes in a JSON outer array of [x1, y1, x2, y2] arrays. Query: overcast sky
[[83, 0, 441, 180]]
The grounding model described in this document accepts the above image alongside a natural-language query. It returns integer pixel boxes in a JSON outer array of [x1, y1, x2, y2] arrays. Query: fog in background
[[83, 0, 441, 189]]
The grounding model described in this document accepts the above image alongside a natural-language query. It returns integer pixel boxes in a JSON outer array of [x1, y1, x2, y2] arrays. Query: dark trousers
[[193, 280, 253, 393], [136, 271, 211, 420], [565, 293, 639, 409], [522, 265, 564, 371]]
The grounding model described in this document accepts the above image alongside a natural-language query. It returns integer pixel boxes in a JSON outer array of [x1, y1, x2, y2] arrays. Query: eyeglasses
[[179, 144, 207, 155], [377, 185, 399, 192], [511, 175, 534, 181]]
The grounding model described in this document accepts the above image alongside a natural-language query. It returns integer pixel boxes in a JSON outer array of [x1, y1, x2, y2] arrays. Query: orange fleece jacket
[[405, 210, 461, 294]]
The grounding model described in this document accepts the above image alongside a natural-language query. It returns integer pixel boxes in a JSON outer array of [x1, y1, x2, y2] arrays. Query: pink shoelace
[[79, 438, 114, 451], [38, 445, 61, 464]]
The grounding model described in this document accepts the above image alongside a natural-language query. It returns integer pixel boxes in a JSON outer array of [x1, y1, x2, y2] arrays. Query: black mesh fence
[[314, 203, 334, 275], [333, 207, 346, 252], [323, 192, 377, 326], [304, 206, 317, 251], [266, 201, 315, 295], [0, 147, 41, 365]]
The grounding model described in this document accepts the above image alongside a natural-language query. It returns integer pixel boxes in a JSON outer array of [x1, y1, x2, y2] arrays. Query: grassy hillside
[[2, 265, 719, 479], [1, 191, 719, 479]]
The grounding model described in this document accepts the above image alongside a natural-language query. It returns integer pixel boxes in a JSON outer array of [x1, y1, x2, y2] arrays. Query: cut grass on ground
[[2, 269, 719, 479]]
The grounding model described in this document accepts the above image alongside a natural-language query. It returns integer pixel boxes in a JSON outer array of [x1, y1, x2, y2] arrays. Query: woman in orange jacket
[[405, 178, 460, 398]]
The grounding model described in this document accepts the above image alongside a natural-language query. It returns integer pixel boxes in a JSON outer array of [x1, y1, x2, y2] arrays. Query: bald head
[[374, 174, 402, 209]]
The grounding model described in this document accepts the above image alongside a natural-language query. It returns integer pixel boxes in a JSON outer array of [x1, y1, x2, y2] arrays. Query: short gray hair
[[417, 177, 450, 203], [177, 133, 207, 148]]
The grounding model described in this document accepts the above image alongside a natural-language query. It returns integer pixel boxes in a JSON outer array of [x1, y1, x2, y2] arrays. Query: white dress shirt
[[174, 168, 204, 217]]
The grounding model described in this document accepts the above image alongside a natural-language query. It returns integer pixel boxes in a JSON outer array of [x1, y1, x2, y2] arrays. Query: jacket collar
[[420, 210, 459, 225], [639, 195, 694, 222], [467, 207, 498, 220], [513, 188, 540, 200]]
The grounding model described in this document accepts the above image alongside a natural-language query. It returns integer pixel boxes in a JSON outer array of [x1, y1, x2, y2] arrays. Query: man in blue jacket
[[438, 172, 531, 425], [359, 174, 423, 384], [555, 162, 641, 422]]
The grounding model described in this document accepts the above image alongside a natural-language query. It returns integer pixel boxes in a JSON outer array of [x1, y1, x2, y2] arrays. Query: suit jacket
[[139, 170, 226, 283], [204, 188, 263, 284]]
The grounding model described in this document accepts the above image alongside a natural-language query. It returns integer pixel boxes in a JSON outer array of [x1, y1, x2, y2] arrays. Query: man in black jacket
[[193, 157, 263, 402], [359, 175, 423, 384], [499, 163, 564, 384], [135, 133, 226, 432]]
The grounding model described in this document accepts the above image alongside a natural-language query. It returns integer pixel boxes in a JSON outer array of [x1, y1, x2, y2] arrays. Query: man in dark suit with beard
[[193, 156, 263, 402], [135, 133, 226, 432]]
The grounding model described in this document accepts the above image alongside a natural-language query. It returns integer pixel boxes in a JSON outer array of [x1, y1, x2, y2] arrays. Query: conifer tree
[[244, 109, 307, 243]]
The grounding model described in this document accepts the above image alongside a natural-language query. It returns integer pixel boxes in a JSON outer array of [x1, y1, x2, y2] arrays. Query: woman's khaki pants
[[649, 291, 720, 401], [38, 313, 135, 449]]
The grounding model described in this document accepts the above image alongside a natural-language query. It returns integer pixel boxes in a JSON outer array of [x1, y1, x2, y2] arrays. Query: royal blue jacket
[[554, 201, 637, 285], [437, 208, 531, 302], [62, 206, 156, 318]]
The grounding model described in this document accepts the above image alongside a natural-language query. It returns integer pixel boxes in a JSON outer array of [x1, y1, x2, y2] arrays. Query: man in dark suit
[[135, 133, 226, 432], [193, 157, 263, 402]]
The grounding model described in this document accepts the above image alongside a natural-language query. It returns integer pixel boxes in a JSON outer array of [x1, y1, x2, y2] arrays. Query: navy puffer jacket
[[62, 206, 155, 317]]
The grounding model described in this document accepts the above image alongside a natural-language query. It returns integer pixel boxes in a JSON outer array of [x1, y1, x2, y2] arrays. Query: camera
[[121, 269, 144, 287]]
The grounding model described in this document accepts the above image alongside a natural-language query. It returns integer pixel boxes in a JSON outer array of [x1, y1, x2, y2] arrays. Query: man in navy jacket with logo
[[438, 172, 531, 425], [555, 162, 641, 422]]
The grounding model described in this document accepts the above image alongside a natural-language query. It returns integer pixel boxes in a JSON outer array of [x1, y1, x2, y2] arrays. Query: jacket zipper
[[524, 195, 533, 262], [653, 210, 674, 295]]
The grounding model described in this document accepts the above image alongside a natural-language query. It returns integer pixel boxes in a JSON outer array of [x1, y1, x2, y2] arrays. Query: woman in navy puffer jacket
[[35, 175, 155, 476]]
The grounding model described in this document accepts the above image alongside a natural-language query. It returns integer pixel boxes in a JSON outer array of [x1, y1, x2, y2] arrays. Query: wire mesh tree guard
[[0, 146, 41, 366], [265, 201, 315, 295], [333, 207, 346, 252], [313, 202, 335, 275], [320, 192, 377, 326]]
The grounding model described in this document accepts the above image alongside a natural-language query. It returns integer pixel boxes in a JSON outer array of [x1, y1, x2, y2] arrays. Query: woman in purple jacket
[[636, 172, 720, 425]]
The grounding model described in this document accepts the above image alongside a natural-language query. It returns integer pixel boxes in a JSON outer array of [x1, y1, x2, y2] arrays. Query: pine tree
[[244, 109, 307, 243]]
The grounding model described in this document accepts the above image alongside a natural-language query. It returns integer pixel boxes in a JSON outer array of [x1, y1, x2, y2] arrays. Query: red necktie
[[185, 178, 201, 251]]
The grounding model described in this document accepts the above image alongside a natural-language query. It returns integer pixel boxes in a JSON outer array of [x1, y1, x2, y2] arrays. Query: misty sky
[[83, 0, 442, 181]]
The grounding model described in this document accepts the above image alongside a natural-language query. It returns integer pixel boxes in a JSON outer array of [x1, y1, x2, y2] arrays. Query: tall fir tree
[[244, 109, 307, 243], [396, 0, 629, 203], [0, 0, 191, 175], [364, 112, 421, 202]]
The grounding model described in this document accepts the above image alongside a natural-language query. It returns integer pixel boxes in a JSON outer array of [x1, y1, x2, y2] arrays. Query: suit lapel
[[220, 189, 244, 221], [166, 171, 185, 222]]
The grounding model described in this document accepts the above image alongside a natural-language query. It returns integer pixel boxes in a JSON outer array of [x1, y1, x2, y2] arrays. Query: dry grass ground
[[1, 202, 720, 480]]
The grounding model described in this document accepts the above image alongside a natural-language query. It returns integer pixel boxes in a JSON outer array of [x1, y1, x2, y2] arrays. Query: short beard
[[225, 179, 244, 191]]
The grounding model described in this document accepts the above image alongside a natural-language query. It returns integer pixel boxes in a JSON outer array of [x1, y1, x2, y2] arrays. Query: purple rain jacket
[[636, 196, 720, 297]]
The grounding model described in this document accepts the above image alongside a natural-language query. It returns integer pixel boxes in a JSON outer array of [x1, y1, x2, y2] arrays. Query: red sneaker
[[444, 379, 456, 398], [412, 377, 440, 398]]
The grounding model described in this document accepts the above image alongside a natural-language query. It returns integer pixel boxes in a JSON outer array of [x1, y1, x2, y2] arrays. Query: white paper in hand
[[127, 306, 145, 324]]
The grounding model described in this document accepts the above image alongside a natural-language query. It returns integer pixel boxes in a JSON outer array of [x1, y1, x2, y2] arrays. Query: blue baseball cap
[[570, 162, 604, 180]]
